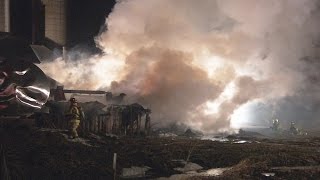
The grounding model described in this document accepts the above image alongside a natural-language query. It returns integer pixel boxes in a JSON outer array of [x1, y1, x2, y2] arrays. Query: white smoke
[[40, 0, 320, 133]]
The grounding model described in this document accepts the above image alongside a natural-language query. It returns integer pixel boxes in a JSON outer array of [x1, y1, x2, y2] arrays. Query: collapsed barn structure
[[0, 32, 151, 137], [40, 86, 152, 136]]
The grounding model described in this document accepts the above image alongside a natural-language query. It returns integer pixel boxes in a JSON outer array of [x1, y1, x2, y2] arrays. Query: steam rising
[[40, 0, 320, 133]]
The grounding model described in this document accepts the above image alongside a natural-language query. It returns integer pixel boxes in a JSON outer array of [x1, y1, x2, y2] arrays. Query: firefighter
[[145, 109, 151, 135], [66, 98, 84, 138], [271, 119, 280, 131], [290, 122, 298, 135]]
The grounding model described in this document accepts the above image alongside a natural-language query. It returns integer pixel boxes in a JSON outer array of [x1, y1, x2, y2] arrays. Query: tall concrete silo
[[42, 0, 67, 46], [0, 0, 10, 32]]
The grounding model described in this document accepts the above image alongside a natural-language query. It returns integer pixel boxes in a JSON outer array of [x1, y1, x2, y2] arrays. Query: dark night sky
[[67, 0, 116, 47]]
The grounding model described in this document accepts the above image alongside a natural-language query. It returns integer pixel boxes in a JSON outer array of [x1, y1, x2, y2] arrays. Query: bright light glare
[[230, 102, 253, 129], [91, 56, 125, 88], [204, 81, 236, 115], [194, 55, 226, 78]]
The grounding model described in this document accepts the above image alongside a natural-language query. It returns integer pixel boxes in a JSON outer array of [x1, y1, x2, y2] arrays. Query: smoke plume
[[40, 0, 320, 133]]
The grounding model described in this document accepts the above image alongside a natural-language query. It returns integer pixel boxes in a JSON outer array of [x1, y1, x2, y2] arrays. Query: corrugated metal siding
[[42, 0, 66, 46], [0, 0, 5, 32]]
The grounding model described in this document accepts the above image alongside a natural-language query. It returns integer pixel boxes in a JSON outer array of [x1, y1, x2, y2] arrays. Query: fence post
[[98, 116, 102, 133], [94, 117, 97, 133], [113, 153, 117, 180], [137, 114, 141, 134]]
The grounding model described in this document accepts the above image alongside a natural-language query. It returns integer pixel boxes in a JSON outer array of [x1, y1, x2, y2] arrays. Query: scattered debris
[[60, 132, 95, 147], [159, 132, 178, 137], [157, 174, 190, 180], [121, 166, 151, 178], [182, 129, 197, 138], [174, 162, 203, 173]]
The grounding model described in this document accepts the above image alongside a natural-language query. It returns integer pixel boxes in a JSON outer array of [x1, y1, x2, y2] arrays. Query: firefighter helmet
[[70, 97, 77, 103]]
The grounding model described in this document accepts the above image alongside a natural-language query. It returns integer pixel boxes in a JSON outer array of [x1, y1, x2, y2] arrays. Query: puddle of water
[[157, 167, 231, 179], [203, 168, 230, 176], [262, 172, 275, 177], [201, 136, 255, 144], [201, 136, 229, 142], [233, 140, 251, 144]]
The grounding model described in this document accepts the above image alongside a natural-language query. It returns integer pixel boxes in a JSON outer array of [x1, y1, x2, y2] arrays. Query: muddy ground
[[1, 119, 320, 179]]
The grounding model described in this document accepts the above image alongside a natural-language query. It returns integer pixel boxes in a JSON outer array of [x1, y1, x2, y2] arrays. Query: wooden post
[[96, 117, 98, 133], [102, 116, 105, 134], [104, 117, 109, 134], [98, 117, 101, 133], [107, 115, 110, 134], [113, 153, 117, 180], [115, 108, 118, 134], [137, 114, 141, 134], [145, 113, 151, 136], [93, 117, 96, 133], [94, 117, 96, 133], [112, 112, 116, 134], [99, 116, 103, 133], [106, 115, 110, 134], [88, 120, 90, 133], [111, 106, 115, 134], [110, 113, 113, 134], [130, 106, 133, 135], [86, 120, 89, 133]]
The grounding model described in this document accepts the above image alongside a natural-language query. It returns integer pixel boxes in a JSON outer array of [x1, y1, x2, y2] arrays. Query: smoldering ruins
[[40, 0, 320, 133], [1, 0, 320, 179]]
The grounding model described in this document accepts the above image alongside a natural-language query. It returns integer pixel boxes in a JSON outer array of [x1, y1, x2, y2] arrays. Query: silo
[[42, 0, 67, 46], [0, 0, 10, 32]]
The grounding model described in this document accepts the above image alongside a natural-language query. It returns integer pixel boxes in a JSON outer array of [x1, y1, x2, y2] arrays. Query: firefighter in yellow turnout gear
[[66, 98, 84, 138]]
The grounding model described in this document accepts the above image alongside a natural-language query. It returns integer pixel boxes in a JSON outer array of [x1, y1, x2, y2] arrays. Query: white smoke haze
[[40, 0, 320, 133], [40, 55, 125, 90]]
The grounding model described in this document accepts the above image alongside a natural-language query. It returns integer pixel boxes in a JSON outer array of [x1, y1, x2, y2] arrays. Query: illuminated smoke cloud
[[40, 0, 320, 133]]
